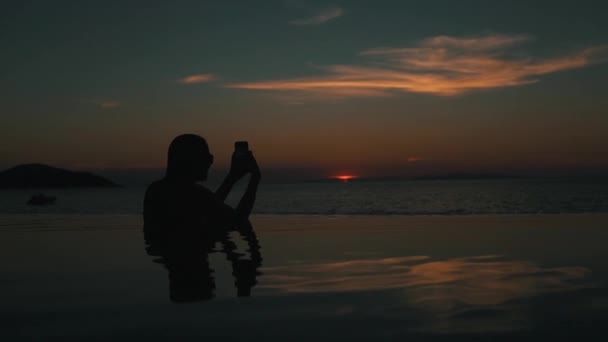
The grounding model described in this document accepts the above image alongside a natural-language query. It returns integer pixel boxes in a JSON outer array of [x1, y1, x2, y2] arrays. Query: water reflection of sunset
[[261, 255, 591, 332]]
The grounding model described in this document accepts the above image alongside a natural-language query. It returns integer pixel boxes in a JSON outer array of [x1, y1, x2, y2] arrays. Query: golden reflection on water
[[261, 255, 591, 333]]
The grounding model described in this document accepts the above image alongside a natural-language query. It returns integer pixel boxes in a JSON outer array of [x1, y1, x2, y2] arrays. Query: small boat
[[27, 193, 56, 206]]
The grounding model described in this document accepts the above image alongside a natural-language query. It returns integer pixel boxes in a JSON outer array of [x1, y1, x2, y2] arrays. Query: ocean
[[1, 178, 607, 216], [3, 178, 608, 339]]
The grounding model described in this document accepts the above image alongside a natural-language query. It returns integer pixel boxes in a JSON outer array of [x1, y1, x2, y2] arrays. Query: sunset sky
[[2, 0, 608, 179]]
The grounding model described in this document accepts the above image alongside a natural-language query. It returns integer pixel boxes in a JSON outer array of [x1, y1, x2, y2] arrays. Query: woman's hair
[[166, 134, 210, 181]]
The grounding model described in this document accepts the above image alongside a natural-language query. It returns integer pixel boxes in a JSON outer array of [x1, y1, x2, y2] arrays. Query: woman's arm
[[214, 150, 261, 219], [236, 171, 260, 219], [215, 173, 238, 203], [214, 150, 248, 202]]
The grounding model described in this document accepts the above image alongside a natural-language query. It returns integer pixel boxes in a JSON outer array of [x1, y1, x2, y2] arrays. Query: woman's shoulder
[[145, 179, 164, 197], [146, 179, 210, 192], [191, 183, 216, 202]]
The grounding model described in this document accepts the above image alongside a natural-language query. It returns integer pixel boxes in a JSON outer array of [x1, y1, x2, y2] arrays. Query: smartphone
[[234, 141, 249, 158]]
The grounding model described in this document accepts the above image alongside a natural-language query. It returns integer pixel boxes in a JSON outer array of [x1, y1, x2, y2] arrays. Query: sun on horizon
[[331, 175, 359, 182]]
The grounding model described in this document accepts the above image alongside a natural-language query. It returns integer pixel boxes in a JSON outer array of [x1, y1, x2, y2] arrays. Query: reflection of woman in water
[[143, 134, 262, 302]]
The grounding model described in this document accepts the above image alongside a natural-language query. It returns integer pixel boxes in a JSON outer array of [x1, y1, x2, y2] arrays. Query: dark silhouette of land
[[143, 134, 261, 302], [0, 164, 119, 188], [410, 172, 523, 181]]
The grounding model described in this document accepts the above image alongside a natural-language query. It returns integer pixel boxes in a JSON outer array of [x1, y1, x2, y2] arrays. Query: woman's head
[[166, 134, 213, 182]]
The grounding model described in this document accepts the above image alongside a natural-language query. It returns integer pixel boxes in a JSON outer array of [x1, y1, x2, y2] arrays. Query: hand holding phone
[[230, 141, 259, 179], [234, 141, 249, 159]]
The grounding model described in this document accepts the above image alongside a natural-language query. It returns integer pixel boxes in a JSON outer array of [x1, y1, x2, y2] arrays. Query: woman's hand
[[229, 151, 260, 180]]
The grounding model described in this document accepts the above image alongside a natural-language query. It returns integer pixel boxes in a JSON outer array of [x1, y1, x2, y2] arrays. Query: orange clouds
[[227, 34, 606, 96], [177, 73, 216, 84]]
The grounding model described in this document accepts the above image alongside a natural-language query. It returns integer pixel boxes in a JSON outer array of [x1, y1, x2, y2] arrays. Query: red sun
[[331, 175, 358, 182]]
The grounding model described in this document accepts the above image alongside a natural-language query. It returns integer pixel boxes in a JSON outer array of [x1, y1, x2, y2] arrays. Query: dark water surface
[[1, 214, 608, 340], [2, 178, 608, 215]]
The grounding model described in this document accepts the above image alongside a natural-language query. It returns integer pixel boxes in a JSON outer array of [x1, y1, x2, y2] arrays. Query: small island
[[0, 164, 120, 189]]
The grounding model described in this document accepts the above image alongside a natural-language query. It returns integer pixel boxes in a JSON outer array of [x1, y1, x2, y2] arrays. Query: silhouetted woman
[[144, 134, 260, 236], [143, 134, 261, 302]]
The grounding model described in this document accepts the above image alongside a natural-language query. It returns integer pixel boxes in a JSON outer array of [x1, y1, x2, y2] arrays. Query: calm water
[[2, 215, 608, 340], [1, 178, 607, 215], [2, 177, 608, 339]]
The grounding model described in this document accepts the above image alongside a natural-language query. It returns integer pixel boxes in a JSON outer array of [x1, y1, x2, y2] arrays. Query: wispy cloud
[[227, 34, 606, 97], [83, 99, 120, 109], [177, 73, 216, 84], [98, 101, 120, 108], [407, 156, 423, 163], [289, 6, 343, 25]]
